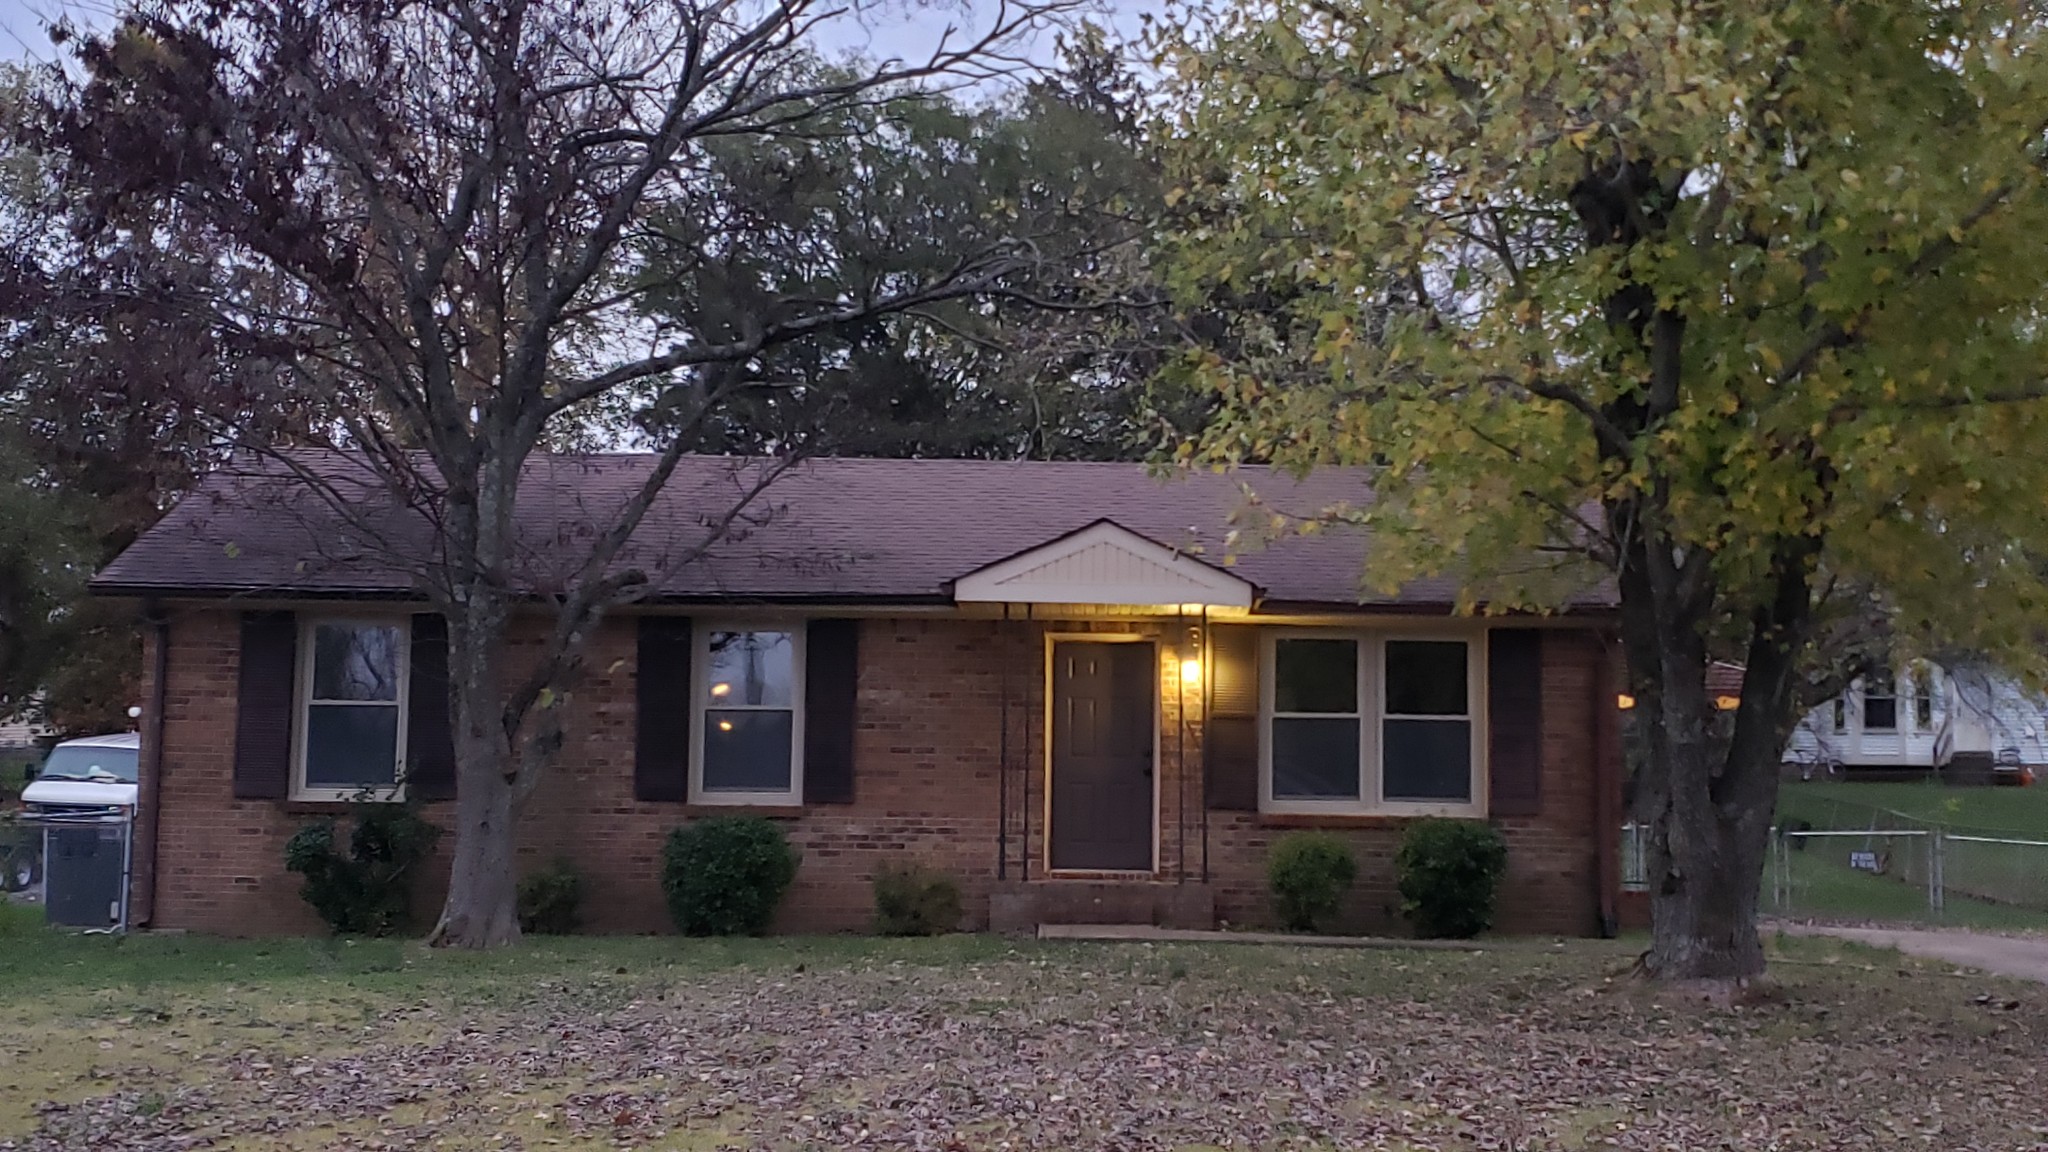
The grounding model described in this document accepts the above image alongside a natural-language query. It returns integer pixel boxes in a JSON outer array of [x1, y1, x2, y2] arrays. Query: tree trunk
[[426, 493, 526, 948], [1626, 533, 1813, 985]]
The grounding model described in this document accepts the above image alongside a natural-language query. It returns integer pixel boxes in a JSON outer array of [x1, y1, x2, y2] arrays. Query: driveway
[[1778, 922, 2048, 984]]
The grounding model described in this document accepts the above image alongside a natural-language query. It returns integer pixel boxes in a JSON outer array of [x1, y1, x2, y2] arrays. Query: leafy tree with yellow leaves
[[1156, 0, 2048, 982]]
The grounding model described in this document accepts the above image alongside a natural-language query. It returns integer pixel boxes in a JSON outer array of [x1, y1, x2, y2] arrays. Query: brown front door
[[1049, 641, 1155, 871]]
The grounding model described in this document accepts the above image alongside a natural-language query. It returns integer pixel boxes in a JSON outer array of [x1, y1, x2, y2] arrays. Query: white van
[[21, 733, 141, 810]]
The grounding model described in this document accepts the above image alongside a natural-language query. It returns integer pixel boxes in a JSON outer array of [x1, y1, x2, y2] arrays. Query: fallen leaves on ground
[[5, 939, 2047, 1151]]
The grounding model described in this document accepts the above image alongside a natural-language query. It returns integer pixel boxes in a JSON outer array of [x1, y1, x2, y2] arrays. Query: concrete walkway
[[1777, 923, 2048, 984]]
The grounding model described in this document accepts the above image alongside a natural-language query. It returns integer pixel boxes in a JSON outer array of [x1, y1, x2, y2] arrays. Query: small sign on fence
[[1848, 849, 1886, 874]]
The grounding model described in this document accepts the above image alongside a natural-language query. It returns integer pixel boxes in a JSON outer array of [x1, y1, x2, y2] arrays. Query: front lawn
[[1779, 778, 2048, 834], [2, 923, 2045, 1150]]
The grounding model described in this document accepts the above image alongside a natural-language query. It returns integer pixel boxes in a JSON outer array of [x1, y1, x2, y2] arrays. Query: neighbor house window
[[694, 627, 803, 804], [295, 618, 408, 799], [1862, 671, 1898, 732], [1833, 697, 1847, 733], [1262, 632, 1481, 815]]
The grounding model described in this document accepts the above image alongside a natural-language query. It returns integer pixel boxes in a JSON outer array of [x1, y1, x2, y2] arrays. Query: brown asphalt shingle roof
[[92, 453, 1614, 612]]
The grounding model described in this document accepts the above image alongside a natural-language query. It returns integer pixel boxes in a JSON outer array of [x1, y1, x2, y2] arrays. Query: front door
[[1049, 641, 1155, 871]]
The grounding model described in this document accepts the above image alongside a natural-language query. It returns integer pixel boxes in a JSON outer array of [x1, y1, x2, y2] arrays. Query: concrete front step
[[988, 879, 1214, 934]]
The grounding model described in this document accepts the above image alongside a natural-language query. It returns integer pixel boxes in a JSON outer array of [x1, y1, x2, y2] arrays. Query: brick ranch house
[[93, 455, 1629, 937]]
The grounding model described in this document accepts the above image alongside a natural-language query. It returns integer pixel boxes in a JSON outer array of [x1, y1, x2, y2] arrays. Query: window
[[1382, 640, 1473, 802], [1862, 671, 1898, 732], [1262, 632, 1480, 815], [694, 627, 803, 804], [1833, 697, 1848, 733], [1915, 687, 1935, 730], [296, 619, 407, 799]]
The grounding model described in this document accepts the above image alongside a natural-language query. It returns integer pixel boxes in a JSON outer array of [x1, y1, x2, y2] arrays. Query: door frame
[[1042, 632, 1161, 876]]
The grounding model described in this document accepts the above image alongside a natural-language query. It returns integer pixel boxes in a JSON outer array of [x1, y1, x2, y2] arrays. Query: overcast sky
[[0, 0, 1159, 69]]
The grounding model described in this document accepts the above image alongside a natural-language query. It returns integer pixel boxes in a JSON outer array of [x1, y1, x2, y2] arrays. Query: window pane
[[305, 705, 399, 790], [1864, 695, 1898, 731], [1915, 693, 1934, 730], [706, 631, 795, 708], [312, 623, 402, 702], [1382, 719, 1472, 802], [1271, 716, 1361, 799], [1274, 639, 1357, 714], [703, 709, 794, 792], [1385, 641, 1467, 716]]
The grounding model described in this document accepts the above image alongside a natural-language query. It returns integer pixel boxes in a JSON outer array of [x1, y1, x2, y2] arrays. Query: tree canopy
[[1156, 0, 2048, 980]]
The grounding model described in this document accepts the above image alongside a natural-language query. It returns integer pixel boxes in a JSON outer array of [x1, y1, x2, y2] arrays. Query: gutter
[[130, 606, 169, 929], [1591, 631, 1623, 938]]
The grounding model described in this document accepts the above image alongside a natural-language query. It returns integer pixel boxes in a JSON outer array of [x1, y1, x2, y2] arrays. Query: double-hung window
[[693, 626, 804, 805], [295, 618, 408, 799], [1862, 671, 1898, 732], [1262, 632, 1481, 816]]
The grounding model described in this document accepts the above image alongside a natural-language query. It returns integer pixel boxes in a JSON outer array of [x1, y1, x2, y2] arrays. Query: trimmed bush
[[517, 857, 584, 935], [872, 862, 962, 936], [661, 817, 799, 935], [1395, 818, 1509, 939], [1267, 831, 1357, 932], [283, 802, 441, 936]]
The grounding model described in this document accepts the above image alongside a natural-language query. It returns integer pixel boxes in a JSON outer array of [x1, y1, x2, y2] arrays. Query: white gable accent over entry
[[950, 519, 1257, 609]]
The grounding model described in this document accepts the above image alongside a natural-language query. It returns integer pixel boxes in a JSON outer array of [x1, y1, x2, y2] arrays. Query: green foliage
[[1267, 832, 1357, 932], [1157, 0, 2048, 974], [661, 818, 800, 936], [282, 802, 442, 936], [1395, 820, 1509, 939], [517, 858, 584, 936], [871, 862, 963, 936], [632, 29, 1173, 462]]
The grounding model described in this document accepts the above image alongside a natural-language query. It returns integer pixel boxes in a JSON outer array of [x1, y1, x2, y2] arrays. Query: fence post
[[1930, 827, 1945, 917]]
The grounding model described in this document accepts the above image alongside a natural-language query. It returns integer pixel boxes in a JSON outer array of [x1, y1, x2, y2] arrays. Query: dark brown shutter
[[803, 618, 860, 805], [406, 614, 457, 801], [635, 616, 693, 802], [232, 611, 297, 800], [1488, 628, 1544, 817], [1205, 624, 1261, 811]]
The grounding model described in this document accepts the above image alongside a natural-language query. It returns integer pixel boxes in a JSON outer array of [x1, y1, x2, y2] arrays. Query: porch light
[[717, 720, 734, 732], [710, 682, 731, 698], [1714, 695, 1741, 711], [1179, 656, 1202, 683], [1616, 694, 1636, 710]]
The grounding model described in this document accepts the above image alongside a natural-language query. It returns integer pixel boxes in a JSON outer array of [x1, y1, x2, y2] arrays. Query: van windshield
[[37, 745, 139, 784]]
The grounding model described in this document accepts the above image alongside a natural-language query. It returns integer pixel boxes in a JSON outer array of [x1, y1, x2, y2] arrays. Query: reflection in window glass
[[302, 620, 404, 794], [701, 630, 798, 797], [706, 631, 794, 708], [1274, 639, 1356, 713]]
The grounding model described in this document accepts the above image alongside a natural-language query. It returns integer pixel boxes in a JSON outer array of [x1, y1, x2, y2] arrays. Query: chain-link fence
[[1762, 790, 2048, 928]]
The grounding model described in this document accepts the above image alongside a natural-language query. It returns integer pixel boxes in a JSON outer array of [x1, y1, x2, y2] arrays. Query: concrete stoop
[[988, 879, 1214, 934]]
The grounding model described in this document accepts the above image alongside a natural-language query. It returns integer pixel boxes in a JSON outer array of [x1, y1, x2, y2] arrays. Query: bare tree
[[39, 0, 1082, 946]]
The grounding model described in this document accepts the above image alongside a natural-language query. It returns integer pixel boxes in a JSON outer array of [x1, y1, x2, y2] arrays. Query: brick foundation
[[138, 609, 1617, 938]]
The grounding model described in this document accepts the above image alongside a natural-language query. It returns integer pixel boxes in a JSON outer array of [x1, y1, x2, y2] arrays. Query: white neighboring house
[[0, 714, 55, 750], [1784, 665, 2048, 774]]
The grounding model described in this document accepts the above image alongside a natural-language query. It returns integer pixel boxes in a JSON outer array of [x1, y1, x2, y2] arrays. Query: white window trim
[[1258, 629, 1486, 818], [292, 615, 410, 802], [690, 622, 806, 807]]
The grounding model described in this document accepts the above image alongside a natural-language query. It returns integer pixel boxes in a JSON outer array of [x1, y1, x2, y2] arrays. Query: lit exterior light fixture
[[1616, 694, 1637, 710], [710, 682, 731, 698], [717, 720, 733, 732], [1180, 657, 1202, 683], [1714, 695, 1741, 711]]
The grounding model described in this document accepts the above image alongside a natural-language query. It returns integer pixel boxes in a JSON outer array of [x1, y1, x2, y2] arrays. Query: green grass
[[1780, 778, 2048, 835], [1773, 846, 2048, 931]]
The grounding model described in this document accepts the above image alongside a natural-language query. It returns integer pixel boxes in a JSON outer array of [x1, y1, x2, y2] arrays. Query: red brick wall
[[139, 609, 1614, 937]]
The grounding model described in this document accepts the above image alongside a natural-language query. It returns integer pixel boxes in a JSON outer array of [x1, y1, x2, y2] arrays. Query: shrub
[[871, 862, 962, 936], [661, 817, 799, 936], [517, 857, 584, 935], [283, 801, 441, 936], [1395, 818, 1509, 939], [1267, 831, 1357, 932]]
